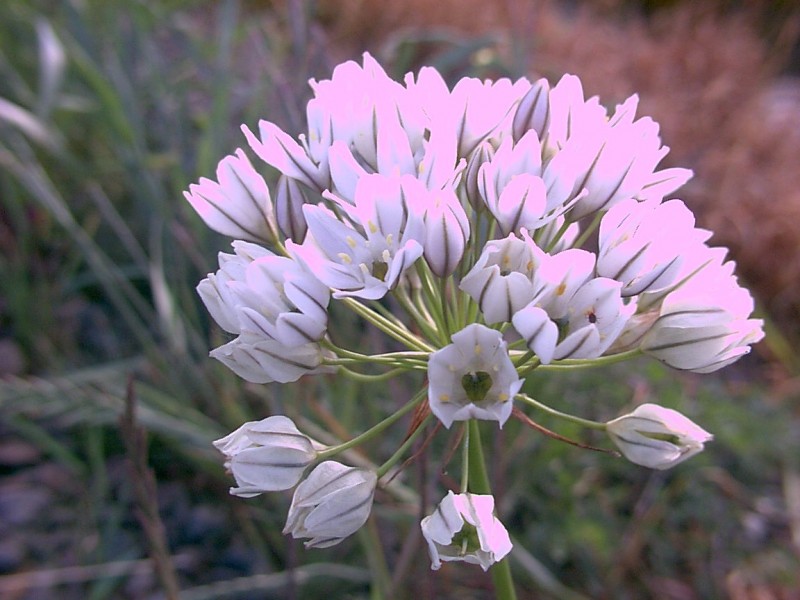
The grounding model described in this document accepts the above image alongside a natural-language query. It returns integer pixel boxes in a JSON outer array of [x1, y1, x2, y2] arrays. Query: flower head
[[421, 491, 512, 571], [427, 324, 523, 428], [606, 403, 713, 469], [284, 461, 377, 548]]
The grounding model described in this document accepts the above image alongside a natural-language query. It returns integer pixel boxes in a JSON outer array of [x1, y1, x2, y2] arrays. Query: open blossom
[[421, 491, 512, 571], [460, 231, 545, 324], [597, 198, 712, 296], [606, 404, 713, 469], [213, 416, 323, 497], [288, 173, 425, 300], [284, 461, 377, 548], [428, 324, 523, 428]]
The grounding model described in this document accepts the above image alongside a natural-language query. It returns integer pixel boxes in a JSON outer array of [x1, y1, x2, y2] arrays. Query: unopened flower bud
[[606, 403, 713, 470], [283, 461, 377, 548], [213, 416, 322, 497], [275, 175, 310, 243]]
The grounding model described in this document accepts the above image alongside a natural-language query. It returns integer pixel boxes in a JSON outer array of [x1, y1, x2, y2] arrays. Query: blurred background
[[1, 0, 799, 598]]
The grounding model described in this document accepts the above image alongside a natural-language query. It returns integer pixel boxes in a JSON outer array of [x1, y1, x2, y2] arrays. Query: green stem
[[516, 393, 607, 431], [534, 348, 642, 370], [341, 297, 434, 352], [336, 366, 408, 383], [376, 414, 432, 478], [317, 391, 425, 461], [570, 210, 604, 250], [468, 420, 517, 600]]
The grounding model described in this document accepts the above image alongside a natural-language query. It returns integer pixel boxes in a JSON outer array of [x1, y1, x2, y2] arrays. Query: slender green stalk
[[336, 367, 409, 383], [516, 393, 607, 431], [468, 420, 517, 600], [317, 390, 426, 461], [341, 297, 434, 352], [534, 348, 642, 370], [376, 414, 432, 478], [570, 211, 604, 251]]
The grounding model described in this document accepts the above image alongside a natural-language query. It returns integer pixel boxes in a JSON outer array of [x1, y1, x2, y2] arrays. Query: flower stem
[[516, 393, 607, 431], [535, 348, 643, 370], [317, 391, 425, 461], [376, 414, 432, 478], [468, 420, 517, 600]]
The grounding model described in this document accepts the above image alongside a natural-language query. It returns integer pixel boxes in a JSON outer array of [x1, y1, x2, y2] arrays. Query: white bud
[[184, 149, 277, 243], [213, 416, 322, 497], [284, 461, 377, 548], [606, 403, 713, 470]]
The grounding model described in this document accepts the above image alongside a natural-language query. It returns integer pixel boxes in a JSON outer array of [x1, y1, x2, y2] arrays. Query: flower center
[[461, 371, 493, 404], [452, 524, 481, 556]]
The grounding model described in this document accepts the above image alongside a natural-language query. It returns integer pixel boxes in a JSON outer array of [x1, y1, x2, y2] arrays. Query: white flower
[[198, 242, 330, 347], [528, 248, 596, 320], [553, 277, 634, 360], [606, 403, 713, 469], [184, 149, 277, 243], [409, 69, 531, 159], [563, 97, 686, 221], [197, 241, 275, 335], [210, 334, 329, 384], [427, 324, 523, 428], [597, 198, 711, 296], [640, 259, 764, 372], [421, 491, 512, 571], [477, 131, 577, 235], [288, 174, 425, 299], [460, 231, 545, 324], [511, 305, 559, 365], [284, 461, 377, 548], [213, 416, 323, 497]]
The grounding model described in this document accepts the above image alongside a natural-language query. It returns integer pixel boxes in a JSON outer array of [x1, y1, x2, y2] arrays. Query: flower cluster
[[188, 53, 763, 574]]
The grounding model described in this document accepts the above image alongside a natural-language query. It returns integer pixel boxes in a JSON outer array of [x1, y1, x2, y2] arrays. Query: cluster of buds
[[187, 53, 763, 572]]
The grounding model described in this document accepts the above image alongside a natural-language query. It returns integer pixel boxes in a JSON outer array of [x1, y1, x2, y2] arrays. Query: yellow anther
[[439, 393, 450, 403], [368, 221, 378, 234], [474, 344, 482, 356], [556, 282, 567, 296], [498, 393, 508, 402], [338, 253, 353, 264], [346, 236, 358, 249]]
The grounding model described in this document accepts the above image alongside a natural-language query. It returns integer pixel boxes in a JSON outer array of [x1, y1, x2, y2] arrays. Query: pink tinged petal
[[513, 77, 550, 142], [275, 175, 310, 243], [464, 141, 495, 212], [607, 403, 713, 470], [376, 103, 416, 177], [421, 492, 512, 571], [494, 173, 547, 235], [243, 121, 326, 191], [512, 305, 558, 364], [424, 189, 470, 277], [184, 149, 276, 243], [637, 167, 693, 202], [328, 141, 369, 204]]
